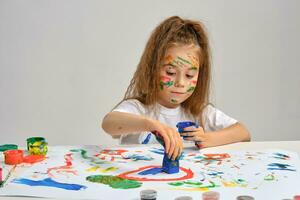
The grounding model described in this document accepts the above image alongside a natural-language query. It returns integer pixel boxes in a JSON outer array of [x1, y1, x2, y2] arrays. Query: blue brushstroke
[[12, 178, 87, 191], [207, 171, 224, 177], [138, 167, 163, 175], [272, 153, 290, 160], [267, 163, 296, 171], [149, 148, 165, 155], [142, 133, 152, 144], [123, 154, 153, 161]]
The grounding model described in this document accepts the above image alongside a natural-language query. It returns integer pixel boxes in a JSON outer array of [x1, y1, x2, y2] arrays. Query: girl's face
[[158, 44, 200, 108]]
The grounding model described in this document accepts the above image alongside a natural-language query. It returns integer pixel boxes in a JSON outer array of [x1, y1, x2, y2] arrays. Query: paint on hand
[[86, 175, 142, 189], [12, 178, 87, 191]]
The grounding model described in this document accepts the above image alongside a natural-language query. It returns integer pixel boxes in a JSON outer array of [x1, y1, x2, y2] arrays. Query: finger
[[171, 138, 181, 160], [183, 127, 197, 132], [167, 130, 175, 158], [180, 132, 195, 137], [158, 131, 170, 153], [184, 136, 202, 142]]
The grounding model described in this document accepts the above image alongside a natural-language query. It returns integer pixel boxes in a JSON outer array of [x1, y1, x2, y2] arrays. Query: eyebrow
[[188, 66, 198, 71]]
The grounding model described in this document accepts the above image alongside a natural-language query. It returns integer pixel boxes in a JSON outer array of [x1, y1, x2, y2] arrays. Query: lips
[[171, 91, 185, 95]]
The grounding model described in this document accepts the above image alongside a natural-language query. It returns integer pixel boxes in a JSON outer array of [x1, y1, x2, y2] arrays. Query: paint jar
[[27, 137, 48, 155], [202, 191, 220, 200], [4, 149, 24, 165], [294, 195, 300, 200], [236, 196, 255, 200], [140, 189, 157, 200], [0, 144, 18, 152], [174, 196, 193, 200]]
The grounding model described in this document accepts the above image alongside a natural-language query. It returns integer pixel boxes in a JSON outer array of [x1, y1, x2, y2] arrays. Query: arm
[[101, 111, 183, 159], [181, 122, 251, 148]]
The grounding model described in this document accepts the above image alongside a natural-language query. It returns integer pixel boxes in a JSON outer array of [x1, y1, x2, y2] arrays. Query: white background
[[0, 0, 299, 146]]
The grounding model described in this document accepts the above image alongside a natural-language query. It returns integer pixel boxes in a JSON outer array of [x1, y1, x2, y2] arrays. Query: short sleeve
[[203, 105, 238, 132], [112, 99, 146, 115]]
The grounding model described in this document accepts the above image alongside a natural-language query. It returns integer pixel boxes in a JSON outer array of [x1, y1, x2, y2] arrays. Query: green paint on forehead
[[177, 56, 193, 66], [189, 66, 198, 71]]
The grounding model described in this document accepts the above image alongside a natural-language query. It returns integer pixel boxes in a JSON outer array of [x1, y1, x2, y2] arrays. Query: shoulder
[[112, 99, 146, 115], [202, 104, 238, 131]]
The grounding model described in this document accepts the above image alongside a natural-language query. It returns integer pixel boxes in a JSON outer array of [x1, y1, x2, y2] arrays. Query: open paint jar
[[4, 149, 24, 165], [27, 137, 48, 155]]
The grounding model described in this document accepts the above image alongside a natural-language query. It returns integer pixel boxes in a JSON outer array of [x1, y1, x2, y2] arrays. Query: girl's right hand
[[146, 118, 183, 160]]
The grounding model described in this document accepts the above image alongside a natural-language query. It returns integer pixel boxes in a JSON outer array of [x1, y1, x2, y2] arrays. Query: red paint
[[294, 195, 300, 200], [100, 149, 127, 156], [160, 75, 171, 82], [47, 153, 77, 178], [118, 165, 194, 181], [191, 80, 197, 85], [23, 155, 46, 164], [4, 150, 24, 165], [0, 166, 2, 182]]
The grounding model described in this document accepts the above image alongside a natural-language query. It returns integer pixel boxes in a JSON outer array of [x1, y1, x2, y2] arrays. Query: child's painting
[[0, 145, 300, 199]]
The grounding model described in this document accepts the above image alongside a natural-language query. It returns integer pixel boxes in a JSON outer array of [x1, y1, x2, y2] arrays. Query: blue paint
[[207, 171, 224, 177], [162, 152, 179, 174], [149, 148, 165, 155], [142, 133, 152, 144], [273, 153, 290, 160], [138, 167, 163, 175], [267, 163, 296, 171], [124, 154, 153, 161], [176, 121, 199, 134], [12, 178, 87, 191]]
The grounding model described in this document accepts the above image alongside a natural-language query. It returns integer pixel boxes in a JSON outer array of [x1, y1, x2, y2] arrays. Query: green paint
[[171, 99, 178, 103], [234, 178, 247, 186], [264, 174, 275, 181], [71, 149, 105, 164], [184, 180, 203, 186], [168, 182, 185, 186], [189, 66, 198, 71], [0, 144, 18, 152], [86, 175, 142, 189], [168, 180, 218, 189], [177, 56, 193, 66], [101, 167, 118, 173], [160, 81, 174, 90], [187, 86, 195, 93]]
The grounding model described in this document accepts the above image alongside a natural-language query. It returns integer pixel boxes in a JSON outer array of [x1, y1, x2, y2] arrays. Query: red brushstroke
[[23, 155, 46, 164], [203, 153, 230, 165], [47, 153, 77, 178], [118, 165, 194, 181]]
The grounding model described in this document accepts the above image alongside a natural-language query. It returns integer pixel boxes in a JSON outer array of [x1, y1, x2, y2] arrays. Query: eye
[[186, 74, 194, 79], [166, 71, 176, 76]]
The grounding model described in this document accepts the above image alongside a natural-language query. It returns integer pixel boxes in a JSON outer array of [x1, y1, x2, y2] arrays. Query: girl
[[102, 16, 251, 161]]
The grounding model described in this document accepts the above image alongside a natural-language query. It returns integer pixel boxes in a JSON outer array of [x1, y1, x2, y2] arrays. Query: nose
[[174, 74, 185, 88]]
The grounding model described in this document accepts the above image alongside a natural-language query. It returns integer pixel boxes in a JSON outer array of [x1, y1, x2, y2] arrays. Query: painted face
[[158, 45, 200, 108]]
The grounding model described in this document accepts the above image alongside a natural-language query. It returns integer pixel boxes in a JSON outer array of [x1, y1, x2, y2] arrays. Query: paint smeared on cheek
[[160, 76, 174, 90], [187, 80, 197, 93]]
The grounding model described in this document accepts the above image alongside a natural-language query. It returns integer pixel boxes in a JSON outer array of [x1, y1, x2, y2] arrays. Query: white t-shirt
[[112, 99, 238, 144]]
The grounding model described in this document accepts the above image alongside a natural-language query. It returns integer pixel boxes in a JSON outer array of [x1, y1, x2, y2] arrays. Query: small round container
[[0, 144, 18, 152], [4, 149, 24, 165], [236, 196, 255, 200], [202, 191, 220, 200], [140, 189, 157, 200], [294, 195, 300, 200], [174, 196, 193, 200], [27, 137, 48, 155]]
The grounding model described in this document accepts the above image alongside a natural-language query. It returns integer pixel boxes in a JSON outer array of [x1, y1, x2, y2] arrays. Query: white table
[[1, 141, 300, 200]]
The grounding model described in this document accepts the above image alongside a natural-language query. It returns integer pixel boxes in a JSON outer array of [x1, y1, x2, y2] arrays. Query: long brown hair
[[123, 16, 211, 126]]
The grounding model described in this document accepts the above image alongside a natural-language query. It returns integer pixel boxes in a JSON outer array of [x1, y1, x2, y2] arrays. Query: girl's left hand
[[180, 126, 214, 148]]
